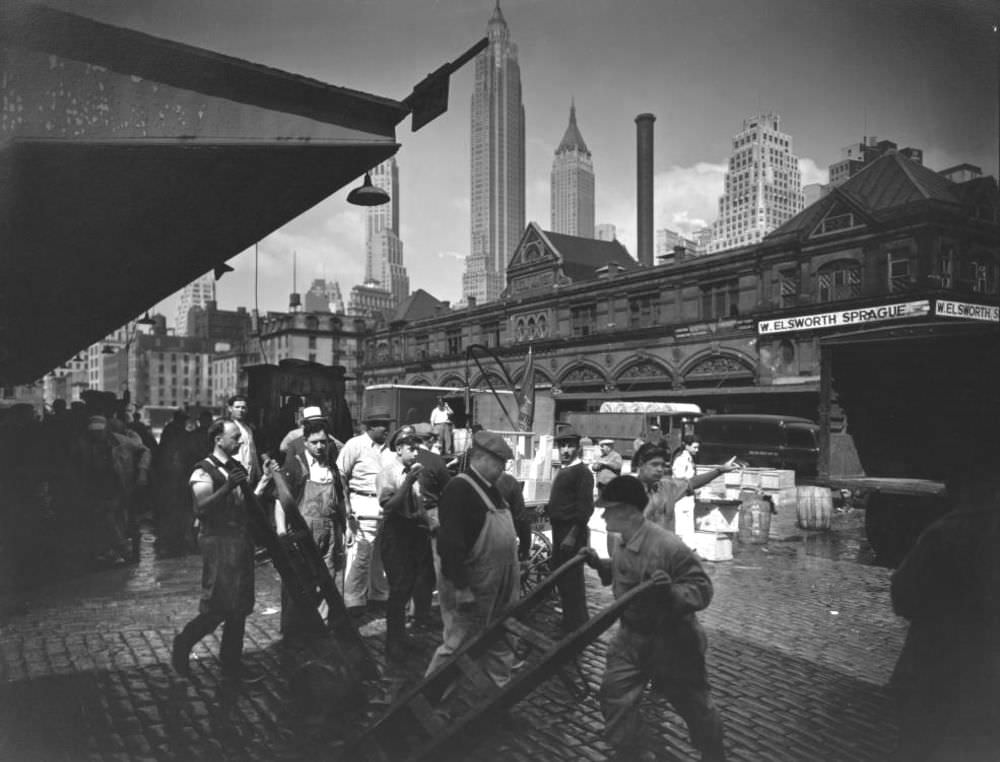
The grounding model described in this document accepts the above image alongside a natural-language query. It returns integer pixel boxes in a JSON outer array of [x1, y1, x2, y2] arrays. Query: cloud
[[437, 250, 468, 261], [799, 157, 828, 186]]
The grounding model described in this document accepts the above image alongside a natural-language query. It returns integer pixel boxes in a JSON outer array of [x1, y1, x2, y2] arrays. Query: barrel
[[738, 491, 771, 544], [796, 486, 833, 530]]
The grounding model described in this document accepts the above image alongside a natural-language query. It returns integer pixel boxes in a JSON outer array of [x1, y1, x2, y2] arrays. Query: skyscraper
[[364, 158, 409, 307], [175, 273, 216, 336], [463, 1, 525, 304], [707, 113, 804, 253], [550, 102, 594, 238]]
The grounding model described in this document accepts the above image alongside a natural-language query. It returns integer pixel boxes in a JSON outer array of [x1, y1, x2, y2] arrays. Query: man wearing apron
[[337, 407, 393, 615], [171, 420, 262, 682], [271, 419, 346, 637], [426, 430, 526, 687]]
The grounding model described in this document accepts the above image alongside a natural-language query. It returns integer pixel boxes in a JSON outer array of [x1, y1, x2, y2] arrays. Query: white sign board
[[757, 300, 931, 335], [934, 300, 1000, 323]]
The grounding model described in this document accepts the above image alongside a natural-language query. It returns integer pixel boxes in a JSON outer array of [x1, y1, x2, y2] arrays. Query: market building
[[361, 151, 1000, 481]]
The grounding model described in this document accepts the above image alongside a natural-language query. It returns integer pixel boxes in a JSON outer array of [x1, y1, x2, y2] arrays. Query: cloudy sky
[[47, 0, 999, 321]]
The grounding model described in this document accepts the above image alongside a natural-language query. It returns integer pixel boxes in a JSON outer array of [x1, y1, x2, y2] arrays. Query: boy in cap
[[425, 430, 528, 686], [583, 475, 727, 762], [593, 439, 623, 495], [547, 425, 595, 634]]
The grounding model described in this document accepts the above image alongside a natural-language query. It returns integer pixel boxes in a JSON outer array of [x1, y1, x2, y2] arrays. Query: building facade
[[708, 113, 804, 253], [304, 279, 346, 314], [463, 2, 525, 304], [174, 273, 216, 336], [361, 154, 1000, 481], [348, 281, 395, 319], [550, 102, 595, 238], [594, 223, 617, 241], [256, 311, 367, 421]]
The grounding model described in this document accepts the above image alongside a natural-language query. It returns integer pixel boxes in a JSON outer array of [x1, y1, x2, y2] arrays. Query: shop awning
[[0, 3, 480, 384]]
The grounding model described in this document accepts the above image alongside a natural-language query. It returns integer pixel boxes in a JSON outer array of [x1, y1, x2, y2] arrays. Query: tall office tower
[[364, 158, 409, 307], [707, 113, 804, 253], [175, 272, 216, 335], [462, 1, 525, 304], [550, 102, 595, 238]]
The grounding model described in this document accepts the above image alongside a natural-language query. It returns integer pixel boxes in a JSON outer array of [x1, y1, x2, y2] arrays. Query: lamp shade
[[347, 172, 390, 207]]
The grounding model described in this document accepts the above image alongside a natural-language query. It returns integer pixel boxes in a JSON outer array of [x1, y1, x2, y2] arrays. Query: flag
[[516, 345, 536, 431]]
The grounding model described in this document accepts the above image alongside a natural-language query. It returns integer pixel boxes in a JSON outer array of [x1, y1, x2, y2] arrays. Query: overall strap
[[456, 472, 503, 513], [194, 456, 227, 491]]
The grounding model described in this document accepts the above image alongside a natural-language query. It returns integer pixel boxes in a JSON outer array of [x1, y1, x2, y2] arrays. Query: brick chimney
[[635, 113, 656, 267]]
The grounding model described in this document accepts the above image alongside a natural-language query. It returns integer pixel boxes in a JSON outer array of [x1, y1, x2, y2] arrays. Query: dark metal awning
[[0, 2, 483, 384]]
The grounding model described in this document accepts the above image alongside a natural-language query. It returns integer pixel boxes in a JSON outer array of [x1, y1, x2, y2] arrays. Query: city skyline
[[38, 0, 998, 324]]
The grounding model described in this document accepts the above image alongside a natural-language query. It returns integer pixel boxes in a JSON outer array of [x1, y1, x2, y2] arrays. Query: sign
[[757, 300, 930, 335], [934, 299, 1000, 323]]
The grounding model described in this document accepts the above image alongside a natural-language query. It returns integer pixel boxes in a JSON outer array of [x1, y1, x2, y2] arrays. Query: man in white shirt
[[429, 396, 454, 455], [225, 395, 260, 488], [336, 407, 394, 615]]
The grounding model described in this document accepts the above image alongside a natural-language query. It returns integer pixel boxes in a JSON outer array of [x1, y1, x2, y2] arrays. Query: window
[[937, 248, 954, 288], [308, 335, 317, 349], [778, 268, 800, 308], [481, 322, 500, 348], [446, 329, 462, 356], [415, 334, 429, 359], [570, 304, 596, 337], [887, 250, 913, 293], [700, 279, 739, 320], [628, 293, 660, 329], [308, 353, 316, 363], [817, 262, 861, 303]]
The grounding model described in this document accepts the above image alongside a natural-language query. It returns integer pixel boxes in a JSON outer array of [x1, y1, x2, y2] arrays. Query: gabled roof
[[541, 228, 638, 282], [556, 103, 590, 156], [392, 289, 446, 324], [766, 152, 972, 245]]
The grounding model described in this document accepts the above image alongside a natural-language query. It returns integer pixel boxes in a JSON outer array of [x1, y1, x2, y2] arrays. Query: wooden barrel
[[796, 486, 833, 530]]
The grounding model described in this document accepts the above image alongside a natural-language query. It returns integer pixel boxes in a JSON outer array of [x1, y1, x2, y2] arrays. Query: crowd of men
[[3, 392, 992, 761]]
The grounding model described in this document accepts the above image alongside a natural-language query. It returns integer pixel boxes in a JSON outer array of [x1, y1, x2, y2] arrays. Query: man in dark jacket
[[889, 458, 1000, 762], [547, 426, 594, 633], [584, 475, 726, 762]]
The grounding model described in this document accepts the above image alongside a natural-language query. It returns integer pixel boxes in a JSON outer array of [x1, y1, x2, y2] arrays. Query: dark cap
[[554, 425, 582, 443], [362, 406, 392, 424], [596, 475, 647, 511], [472, 430, 514, 462], [412, 422, 434, 439]]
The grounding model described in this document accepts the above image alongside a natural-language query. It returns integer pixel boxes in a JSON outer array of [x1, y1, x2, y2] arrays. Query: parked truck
[[564, 402, 702, 458]]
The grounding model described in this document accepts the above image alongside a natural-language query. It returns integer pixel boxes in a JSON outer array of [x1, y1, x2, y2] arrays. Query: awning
[[555, 383, 820, 401], [0, 3, 481, 384]]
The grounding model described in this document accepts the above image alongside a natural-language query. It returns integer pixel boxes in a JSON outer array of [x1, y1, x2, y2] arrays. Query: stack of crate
[[694, 466, 798, 540], [513, 442, 556, 505]]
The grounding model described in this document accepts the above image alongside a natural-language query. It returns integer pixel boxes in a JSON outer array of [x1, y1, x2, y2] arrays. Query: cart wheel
[[520, 529, 552, 595]]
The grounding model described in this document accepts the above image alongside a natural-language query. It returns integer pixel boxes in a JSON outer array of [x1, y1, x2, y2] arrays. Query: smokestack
[[635, 113, 655, 267]]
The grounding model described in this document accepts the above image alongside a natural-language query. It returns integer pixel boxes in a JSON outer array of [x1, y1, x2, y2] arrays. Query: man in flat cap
[[425, 430, 528, 686], [593, 439, 624, 496], [547, 425, 595, 635], [336, 406, 394, 616], [583, 475, 727, 762]]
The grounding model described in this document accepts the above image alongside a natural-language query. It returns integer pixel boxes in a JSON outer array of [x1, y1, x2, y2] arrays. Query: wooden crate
[[691, 531, 733, 562], [760, 469, 796, 491]]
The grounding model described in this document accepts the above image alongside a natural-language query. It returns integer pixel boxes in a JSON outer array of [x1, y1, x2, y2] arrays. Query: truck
[[564, 401, 702, 458], [361, 383, 555, 445]]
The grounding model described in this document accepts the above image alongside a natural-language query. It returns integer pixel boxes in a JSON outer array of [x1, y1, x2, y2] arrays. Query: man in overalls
[[271, 419, 346, 638], [426, 430, 525, 686]]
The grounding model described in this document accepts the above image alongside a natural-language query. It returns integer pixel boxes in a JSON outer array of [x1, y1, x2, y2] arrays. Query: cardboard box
[[521, 479, 552, 504], [694, 500, 741, 533]]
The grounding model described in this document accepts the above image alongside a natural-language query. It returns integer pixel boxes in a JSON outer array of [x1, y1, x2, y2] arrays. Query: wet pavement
[[0, 515, 907, 761]]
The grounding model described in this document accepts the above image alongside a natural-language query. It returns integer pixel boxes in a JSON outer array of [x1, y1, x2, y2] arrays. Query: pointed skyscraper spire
[[556, 99, 590, 156]]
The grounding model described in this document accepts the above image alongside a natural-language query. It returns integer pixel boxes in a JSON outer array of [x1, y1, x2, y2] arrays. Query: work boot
[[222, 663, 266, 684], [171, 635, 191, 678]]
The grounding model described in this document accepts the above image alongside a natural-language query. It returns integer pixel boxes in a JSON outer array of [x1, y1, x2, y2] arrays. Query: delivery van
[[696, 414, 820, 476]]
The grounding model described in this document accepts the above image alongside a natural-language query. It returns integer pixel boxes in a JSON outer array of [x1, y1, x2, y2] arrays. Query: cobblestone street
[[0, 517, 906, 762]]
